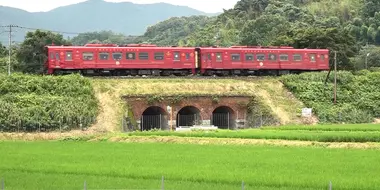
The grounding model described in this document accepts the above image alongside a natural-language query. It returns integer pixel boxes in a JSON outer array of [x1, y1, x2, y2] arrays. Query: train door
[[317, 52, 329, 70], [201, 50, 212, 69], [307, 52, 318, 70], [63, 49, 75, 68]]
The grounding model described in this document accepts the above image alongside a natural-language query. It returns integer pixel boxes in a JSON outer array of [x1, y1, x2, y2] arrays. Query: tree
[[71, 30, 139, 45], [16, 30, 71, 74]]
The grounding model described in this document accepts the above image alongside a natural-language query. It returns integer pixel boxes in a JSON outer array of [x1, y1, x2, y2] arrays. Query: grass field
[[0, 141, 379, 190], [119, 124, 380, 143]]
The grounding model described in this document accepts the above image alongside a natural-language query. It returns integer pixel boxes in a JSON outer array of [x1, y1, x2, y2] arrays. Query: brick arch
[[176, 105, 203, 127], [212, 105, 237, 119], [211, 106, 237, 129], [140, 106, 169, 131]]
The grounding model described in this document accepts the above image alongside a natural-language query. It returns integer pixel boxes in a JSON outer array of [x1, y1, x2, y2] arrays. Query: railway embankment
[[90, 77, 312, 131]]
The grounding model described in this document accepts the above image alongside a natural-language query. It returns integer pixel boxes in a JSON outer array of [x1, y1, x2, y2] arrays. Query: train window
[[154, 52, 164, 60], [50, 53, 54, 59], [112, 52, 122, 61], [55, 53, 60, 60], [126, 52, 136, 60], [99, 52, 109, 60], [65, 51, 73, 61], [186, 53, 190, 60], [216, 53, 222, 62], [320, 54, 325, 61], [256, 54, 265, 61], [231, 54, 240, 61], [280, 54, 289, 61], [293, 54, 302, 61], [207, 53, 212, 60], [245, 53, 254, 62], [268, 54, 277, 61], [309, 53, 316, 62], [83, 52, 94, 61], [139, 52, 149, 60], [174, 52, 180, 61]]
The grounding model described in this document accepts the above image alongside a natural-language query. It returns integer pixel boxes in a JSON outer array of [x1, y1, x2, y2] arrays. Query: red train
[[45, 44, 329, 76]]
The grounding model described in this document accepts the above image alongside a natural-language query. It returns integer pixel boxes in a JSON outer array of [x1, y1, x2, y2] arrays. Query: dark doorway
[[141, 106, 168, 131], [176, 106, 202, 127], [212, 106, 236, 129]]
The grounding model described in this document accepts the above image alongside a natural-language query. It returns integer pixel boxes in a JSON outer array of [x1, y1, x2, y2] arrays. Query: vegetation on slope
[[281, 70, 380, 124], [0, 74, 99, 132], [91, 78, 308, 131]]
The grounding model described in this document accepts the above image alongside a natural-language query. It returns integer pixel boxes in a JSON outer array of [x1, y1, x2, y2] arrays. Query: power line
[[16, 26, 83, 35]]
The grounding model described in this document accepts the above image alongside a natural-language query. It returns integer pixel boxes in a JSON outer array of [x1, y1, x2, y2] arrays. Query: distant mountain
[[0, 0, 217, 44]]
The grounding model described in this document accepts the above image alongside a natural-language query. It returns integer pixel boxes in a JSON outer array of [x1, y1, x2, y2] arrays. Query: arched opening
[[176, 106, 202, 128], [212, 106, 236, 129], [141, 106, 168, 131]]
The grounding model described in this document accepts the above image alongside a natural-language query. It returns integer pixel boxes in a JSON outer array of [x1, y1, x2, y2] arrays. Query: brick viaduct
[[122, 95, 252, 131]]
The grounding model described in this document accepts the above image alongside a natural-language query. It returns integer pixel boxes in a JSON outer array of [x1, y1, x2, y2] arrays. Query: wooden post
[[161, 176, 164, 190], [334, 51, 337, 105]]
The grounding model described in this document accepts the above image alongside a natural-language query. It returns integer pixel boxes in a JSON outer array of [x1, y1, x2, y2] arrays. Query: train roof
[[45, 45, 196, 50]]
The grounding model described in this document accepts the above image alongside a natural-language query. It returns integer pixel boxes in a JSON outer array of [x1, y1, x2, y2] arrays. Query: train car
[[198, 46, 329, 76], [45, 44, 198, 76]]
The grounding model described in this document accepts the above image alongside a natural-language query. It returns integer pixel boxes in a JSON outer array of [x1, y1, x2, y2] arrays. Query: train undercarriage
[[52, 68, 314, 77]]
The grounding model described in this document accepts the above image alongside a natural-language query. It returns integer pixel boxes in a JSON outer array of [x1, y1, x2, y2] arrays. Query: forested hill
[[0, 0, 215, 42], [135, 0, 380, 70]]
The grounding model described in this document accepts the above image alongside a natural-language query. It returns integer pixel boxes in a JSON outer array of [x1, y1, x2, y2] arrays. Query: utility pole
[[8, 24, 12, 76], [2, 25, 16, 75], [334, 51, 337, 105]]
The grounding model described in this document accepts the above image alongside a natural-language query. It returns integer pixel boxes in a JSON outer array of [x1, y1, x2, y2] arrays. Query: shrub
[[281, 71, 380, 123], [0, 73, 99, 132]]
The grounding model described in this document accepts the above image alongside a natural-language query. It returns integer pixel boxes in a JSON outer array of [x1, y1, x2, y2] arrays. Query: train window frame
[[216, 52, 222, 62], [50, 52, 54, 59], [231, 53, 241, 61], [293, 54, 302, 61], [309, 53, 316, 62], [112, 52, 123, 61], [174, 51, 180, 61], [186, 53, 190, 60], [279, 54, 289, 61], [139, 52, 149, 60], [154, 52, 164, 60], [245, 53, 254, 62], [126, 52, 136, 60], [55, 53, 60, 60], [99, 52, 109, 60], [268, 53, 277, 61], [83, 52, 94, 61], [256, 54, 265, 61], [65, 51, 73, 61]]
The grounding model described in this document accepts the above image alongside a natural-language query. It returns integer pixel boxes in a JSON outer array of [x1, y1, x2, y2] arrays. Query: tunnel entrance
[[212, 106, 236, 129], [141, 106, 168, 131], [176, 106, 202, 127]]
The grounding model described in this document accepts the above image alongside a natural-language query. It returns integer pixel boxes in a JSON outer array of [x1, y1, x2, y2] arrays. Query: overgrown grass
[[0, 73, 99, 132], [0, 141, 379, 190], [281, 71, 380, 123]]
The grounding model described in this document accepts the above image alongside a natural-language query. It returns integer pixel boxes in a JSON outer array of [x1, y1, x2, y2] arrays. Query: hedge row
[[0, 73, 99, 132], [281, 70, 380, 123]]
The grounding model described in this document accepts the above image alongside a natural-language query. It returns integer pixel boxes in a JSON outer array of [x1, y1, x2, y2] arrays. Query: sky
[[0, 0, 239, 13]]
